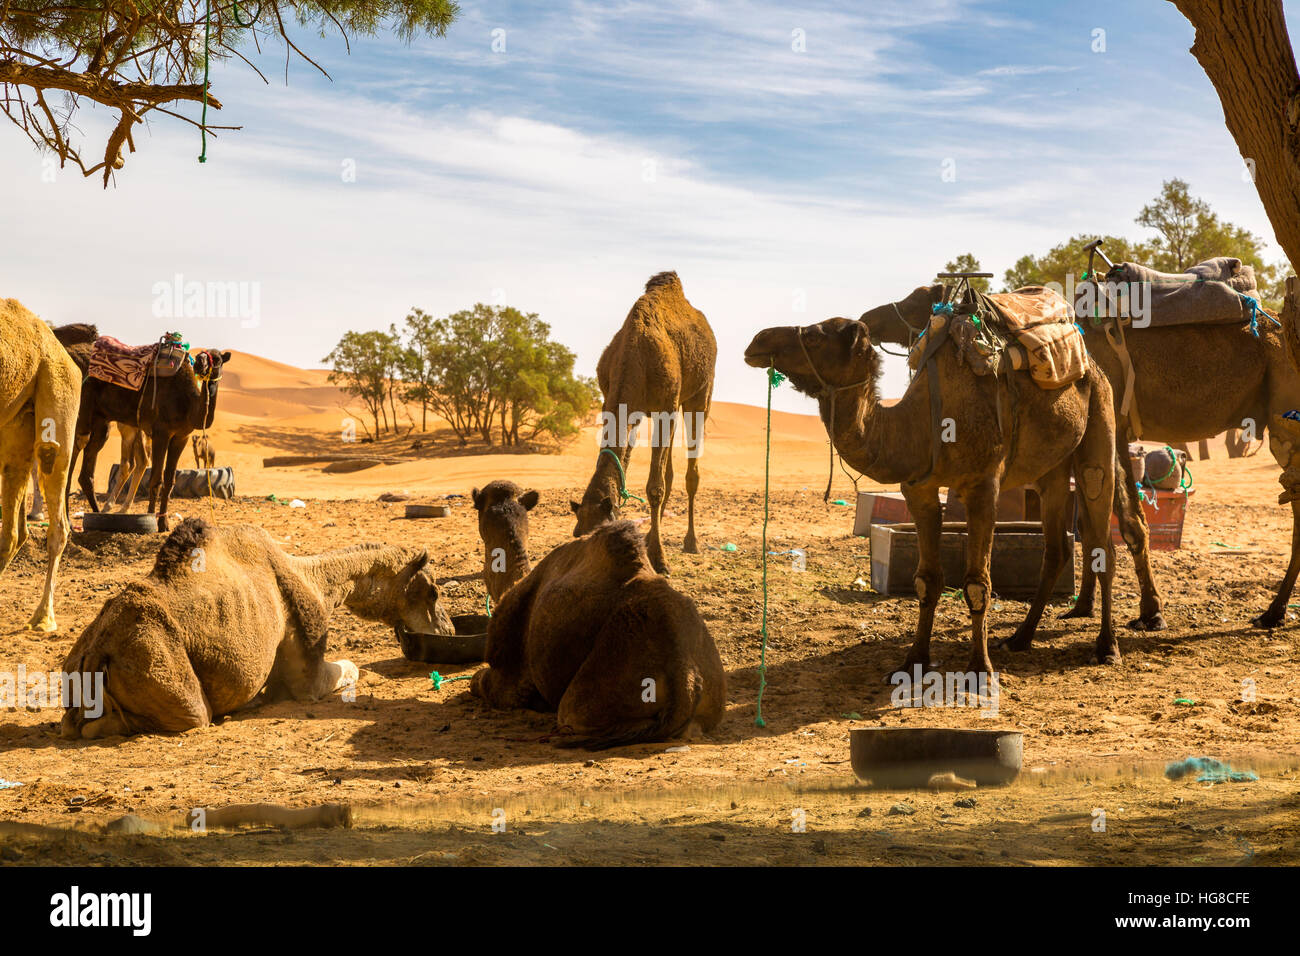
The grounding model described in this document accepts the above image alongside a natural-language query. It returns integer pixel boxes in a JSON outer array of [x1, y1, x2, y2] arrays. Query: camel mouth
[[743, 348, 774, 368]]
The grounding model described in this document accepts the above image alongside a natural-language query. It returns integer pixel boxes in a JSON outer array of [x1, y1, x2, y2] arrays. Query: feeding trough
[[850, 727, 1023, 788], [81, 512, 158, 534], [404, 504, 451, 519], [396, 613, 489, 663]]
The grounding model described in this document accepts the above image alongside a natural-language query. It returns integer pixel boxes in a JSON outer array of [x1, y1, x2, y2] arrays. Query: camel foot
[[1093, 640, 1121, 666], [682, 536, 699, 555], [26, 611, 57, 633], [1252, 607, 1286, 629], [996, 623, 1035, 652], [884, 657, 933, 685], [1126, 612, 1167, 632], [1059, 602, 1093, 620], [156, 513, 170, 533], [964, 655, 996, 680], [27, 511, 46, 522], [650, 558, 670, 576]]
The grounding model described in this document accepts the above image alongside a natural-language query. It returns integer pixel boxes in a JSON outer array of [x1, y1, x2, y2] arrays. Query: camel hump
[[644, 271, 683, 295], [151, 517, 217, 580], [590, 520, 652, 574]]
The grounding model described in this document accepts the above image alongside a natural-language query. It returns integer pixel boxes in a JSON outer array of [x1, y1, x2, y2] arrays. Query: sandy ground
[[2, 351, 1299, 865]]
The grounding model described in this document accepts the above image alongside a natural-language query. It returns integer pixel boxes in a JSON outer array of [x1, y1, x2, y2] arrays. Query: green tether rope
[[755, 363, 784, 727], [600, 446, 646, 503]]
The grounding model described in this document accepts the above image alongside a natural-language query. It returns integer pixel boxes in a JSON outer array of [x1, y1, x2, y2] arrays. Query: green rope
[[755, 363, 784, 727], [199, 0, 211, 163], [485, 589, 491, 616], [429, 671, 474, 691], [600, 446, 646, 504]]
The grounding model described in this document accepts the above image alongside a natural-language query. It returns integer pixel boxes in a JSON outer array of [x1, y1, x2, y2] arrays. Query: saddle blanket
[[88, 336, 189, 391]]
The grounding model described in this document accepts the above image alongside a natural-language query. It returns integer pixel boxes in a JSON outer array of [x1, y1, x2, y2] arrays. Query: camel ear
[[408, 550, 430, 572], [521, 490, 539, 511], [471, 487, 484, 510], [220, 351, 232, 363], [570, 500, 581, 514], [600, 495, 616, 518]]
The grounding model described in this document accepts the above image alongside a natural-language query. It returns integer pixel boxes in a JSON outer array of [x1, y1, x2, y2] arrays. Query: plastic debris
[[289, 499, 307, 508], [664, 746, 691, 753], [0, 779, 22, 790], [1165, 756, 1258, 784]]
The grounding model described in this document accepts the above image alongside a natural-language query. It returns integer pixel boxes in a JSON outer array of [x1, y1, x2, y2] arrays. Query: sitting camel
[[745, 315, 1120, 675], [0, 300, 80, 631], [472, 480, 539, 603], [572, 272, 716, 574], [471, 521, 725, 749], [60, 517, 454, 738]]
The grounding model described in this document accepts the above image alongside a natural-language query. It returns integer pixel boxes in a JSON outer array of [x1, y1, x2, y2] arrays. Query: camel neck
[[484, 531, 531, 601], [821, 374, 932, 486], [298, 544, 412, 619]]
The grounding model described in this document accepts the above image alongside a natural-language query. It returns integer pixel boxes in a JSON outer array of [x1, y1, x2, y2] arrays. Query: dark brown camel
[[572, 271, 716, 574], [471, 520, 726, 749], [745, 316, 1120, 676], [861, 283, 1300, 630], [70, 348, 230, 532], [472, 480, 538, 604]]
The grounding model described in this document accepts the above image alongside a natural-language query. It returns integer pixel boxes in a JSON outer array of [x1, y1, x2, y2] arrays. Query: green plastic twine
[[198, 0, 211, 163], [756, 364, 784, 727], [600, 446, 647, 504]]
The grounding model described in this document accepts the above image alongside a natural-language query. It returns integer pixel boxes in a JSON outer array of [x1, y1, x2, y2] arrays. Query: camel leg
[[268, 636, 358, 702], [1253, 499, 1300, 628], [28, 464, 45, 520], [0, 428, 31, 576], [112, 428, 148, 513], [958, 481, 998, 678], [682, 392, 709, 555], [1076, 464, 1119, 664], [27, 378, 77, 632], [644, 438, 671, 575], [148, 431, 186, 533], [76, 418, 110, 514], [893, 486, 944, 676], [1001, 467, 1072, 652]]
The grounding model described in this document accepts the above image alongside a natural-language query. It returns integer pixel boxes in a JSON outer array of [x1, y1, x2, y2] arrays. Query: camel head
[[387, 550, 456, 644], [193, 349, 232, 382], [473, 480, 539, 600], [571, 489, 618, 538], [744, 316, 880, 399], [857, 284, 942, 347]]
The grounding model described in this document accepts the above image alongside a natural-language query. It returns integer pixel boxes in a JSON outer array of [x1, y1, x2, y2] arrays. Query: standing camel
[[571, 272, 716, 575], [71, 348, 230, 532], [745, 316, 1120, 675], [191, 434, 215, 470], [860, 283, 1300, 630], [0, 299, 80, 631]]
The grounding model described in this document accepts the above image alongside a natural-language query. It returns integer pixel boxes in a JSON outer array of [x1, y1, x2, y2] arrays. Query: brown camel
[[472, 480, 538, 603], [0, 300, 80, 631], [471, 520, 726, 749], [572, 272, 716, 574], [861, 283, 1300, 630], [192, 433, 215, 470], [745, 316, 1120, 675], [71, 348, 230, 531], [60, 517, 454, 739]]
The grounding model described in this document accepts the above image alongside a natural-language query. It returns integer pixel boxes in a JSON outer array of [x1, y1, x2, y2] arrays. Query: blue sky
[[3, 0, 1297, 410]]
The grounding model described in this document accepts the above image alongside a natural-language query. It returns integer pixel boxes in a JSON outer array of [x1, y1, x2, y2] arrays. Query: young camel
[[472, 520, 726, 749], [745, 316, 1120, 676], [192, 434, 215, 470], [572, 272, 716, 575], [472, 480, 539, 603], [0, 300, 80, 631], [61, 518, 455, 738], [861, 283, 1300, 631]]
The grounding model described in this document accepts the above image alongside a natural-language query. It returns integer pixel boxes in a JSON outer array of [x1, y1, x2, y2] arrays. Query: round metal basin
[[395, 613, 488, 664], [850, 727, 1023, 788]]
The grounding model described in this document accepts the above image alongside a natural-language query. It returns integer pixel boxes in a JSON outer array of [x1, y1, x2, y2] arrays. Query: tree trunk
[[1170, 0, 1300, 273]]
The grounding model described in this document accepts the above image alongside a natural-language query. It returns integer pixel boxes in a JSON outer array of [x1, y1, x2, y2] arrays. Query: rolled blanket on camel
[[1086, 256, 1259, 328]]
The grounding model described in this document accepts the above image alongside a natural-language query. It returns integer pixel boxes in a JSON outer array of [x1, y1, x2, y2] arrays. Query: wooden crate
[[853, 487, 1039, 536], [869, 521, 1074, 598]]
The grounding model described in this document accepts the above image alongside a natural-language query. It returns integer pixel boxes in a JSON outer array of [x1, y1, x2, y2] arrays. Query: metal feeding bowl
[[850, 728, 1023, 788], [80, 512, 158, 534], [395, 613, 489, 664]]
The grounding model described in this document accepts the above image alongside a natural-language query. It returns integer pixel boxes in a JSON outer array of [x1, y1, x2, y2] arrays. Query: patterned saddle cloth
[[89, 335, 190, 391]]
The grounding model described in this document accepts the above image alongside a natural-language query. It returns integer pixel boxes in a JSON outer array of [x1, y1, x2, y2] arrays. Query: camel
[[745, 315, 1120, 675], [572, 272, 716, 574], [71, 348, 230, 532], [472, 480, 538, 603], [471, 520, 726, 749], [192, 434, 215, 470], [860, 283, 1300, 630], [0, 300, 80, 631], [60, 517, 455, 738]]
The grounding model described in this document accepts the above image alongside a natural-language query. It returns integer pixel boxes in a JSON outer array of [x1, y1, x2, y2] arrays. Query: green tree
[[322, 329, 400, 440], [0, 1, 459, 184], [1002, 234, 1153, 291], [940, 254, 989, 292], [399, 308, 439, 432]]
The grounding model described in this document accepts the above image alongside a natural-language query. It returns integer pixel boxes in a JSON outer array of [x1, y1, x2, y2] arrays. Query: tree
[[1001, 234, 1153, 291], [0, 1, 459, 185], [940, 254, 989, 292], [399, 307, 438, 431], [322, 329, 399, 440], [1169, 0, 1299, 329]]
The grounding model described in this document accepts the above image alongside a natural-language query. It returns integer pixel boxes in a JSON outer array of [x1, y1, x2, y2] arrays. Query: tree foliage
[[0, 0, 459, 184], [321, 327, 399, 440]]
